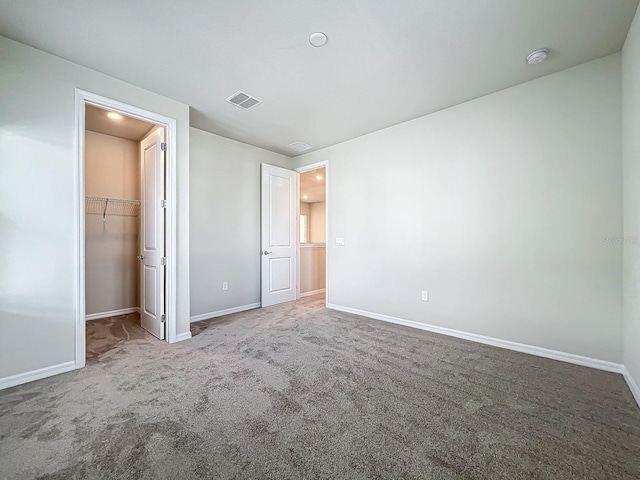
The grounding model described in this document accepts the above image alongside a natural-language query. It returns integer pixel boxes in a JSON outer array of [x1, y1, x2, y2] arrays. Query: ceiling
[[300, 168, 326, 203], [85, 105, 156, 141], [1, 0, 638, 157]]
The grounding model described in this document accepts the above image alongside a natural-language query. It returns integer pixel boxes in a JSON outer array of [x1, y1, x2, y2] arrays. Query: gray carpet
[[1, 294, 639, 479]]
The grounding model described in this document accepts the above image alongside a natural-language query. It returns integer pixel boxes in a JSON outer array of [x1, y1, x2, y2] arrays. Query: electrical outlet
[[222, 281, 229, 291], [421, 291, 429, 302]]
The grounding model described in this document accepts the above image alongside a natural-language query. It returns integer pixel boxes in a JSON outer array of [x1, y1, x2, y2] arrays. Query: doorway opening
[[75, 90, 179, 369], [298, 167, 326, 298], [296, 161, 328, 303], [84, 104, 164, 356]]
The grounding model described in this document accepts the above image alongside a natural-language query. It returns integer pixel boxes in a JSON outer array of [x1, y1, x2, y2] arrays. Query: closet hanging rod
[[85, 196, 141, 222], [85, 196, 140, 206]]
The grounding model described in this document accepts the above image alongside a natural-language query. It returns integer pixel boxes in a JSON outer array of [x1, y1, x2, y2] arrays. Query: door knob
[[137, 255, 145, 260], [263, 251, 272, 255]]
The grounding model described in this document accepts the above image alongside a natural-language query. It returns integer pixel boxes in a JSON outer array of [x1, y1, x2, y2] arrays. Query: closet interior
[[84, 104, 159, 330]]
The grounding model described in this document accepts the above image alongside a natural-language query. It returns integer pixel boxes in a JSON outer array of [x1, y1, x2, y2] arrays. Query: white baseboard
[[0, 361, 76, 390], [86, 307, 139, 321], [327, 304, 623, 374], [300, 289, 326, 298], [190, 302, 261, 323], [623, 367, 640, 408]]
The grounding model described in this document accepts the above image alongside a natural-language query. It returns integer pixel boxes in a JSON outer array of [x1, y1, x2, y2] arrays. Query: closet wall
[[300, 202, 310, 219], [309, 202, 326, 244], [299, 201, 325, 244], [85, 130, 140, 316], [300, 200, 326, 295]]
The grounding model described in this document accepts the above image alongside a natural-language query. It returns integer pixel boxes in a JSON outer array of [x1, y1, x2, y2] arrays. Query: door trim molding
[[74, 89, 179, 370], [295, 160, 329, 306]]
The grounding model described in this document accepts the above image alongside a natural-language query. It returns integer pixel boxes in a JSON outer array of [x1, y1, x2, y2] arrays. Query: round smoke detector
[[527, 48, 549, 65], [309, 32, 328, 47]]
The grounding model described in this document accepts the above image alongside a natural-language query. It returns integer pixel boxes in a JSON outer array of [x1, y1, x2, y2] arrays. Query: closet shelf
[[86, 196, 140, 220]]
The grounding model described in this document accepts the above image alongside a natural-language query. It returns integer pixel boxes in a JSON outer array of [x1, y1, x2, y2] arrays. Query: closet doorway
[[75, 90, 179, 369], [296, 161, 328, 300]]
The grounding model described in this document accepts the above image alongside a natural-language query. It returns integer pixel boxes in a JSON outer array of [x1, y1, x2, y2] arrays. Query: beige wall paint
[[300, 201, 326, 292], [0, 35, 190, 380], [309, 202, 326, 244], [189, 128, 292, 319], [85, 131, 139, 199], [300, 202, 311, 243], [295, 54, 623, 363], [300, 245, 326, 294], [85, 131, 140, 315], [623, 4, 640, 390]]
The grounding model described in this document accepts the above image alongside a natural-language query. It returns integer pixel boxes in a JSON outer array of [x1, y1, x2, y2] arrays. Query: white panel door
[[261, 164, 298, 307], [139, 127, 165, 339]]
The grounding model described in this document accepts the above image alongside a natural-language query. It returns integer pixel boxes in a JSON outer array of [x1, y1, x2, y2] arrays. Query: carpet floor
[[1, 294, 639, 479]]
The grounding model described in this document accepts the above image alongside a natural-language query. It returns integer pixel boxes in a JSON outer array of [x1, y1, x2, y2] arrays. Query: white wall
[[296, 54, 623, 363], [85, 131, 139, 315], [189, 128, 291, 319], [623, 5, 640, 391], [309, 202, 326, 244], [0, 36, 190, 381]]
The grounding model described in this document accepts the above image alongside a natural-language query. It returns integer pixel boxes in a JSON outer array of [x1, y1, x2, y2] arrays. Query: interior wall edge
[[623, 367, 640, 408], [621, 0, 640, 411], [173, 332, 193, 343], [327, 303, 624, 374]]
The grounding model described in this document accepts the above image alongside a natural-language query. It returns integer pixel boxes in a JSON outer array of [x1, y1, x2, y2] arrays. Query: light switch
[[336, 237, 345, 246]]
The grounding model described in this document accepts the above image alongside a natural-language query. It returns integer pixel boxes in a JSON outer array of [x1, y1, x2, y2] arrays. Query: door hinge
[[160, 314, 166, 323], [161, 199, 167, 208], [161, 142, 167, 151], [160, 257, 167, 265]]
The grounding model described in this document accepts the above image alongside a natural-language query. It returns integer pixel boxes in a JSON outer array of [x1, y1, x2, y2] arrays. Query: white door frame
[[295, 160, 329, 305], [74, 89, 179, 369]]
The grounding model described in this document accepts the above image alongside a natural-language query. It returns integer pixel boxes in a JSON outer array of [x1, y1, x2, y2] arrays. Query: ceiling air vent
[[285, 142, 313, 153], [225, 91, 262, 110]]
